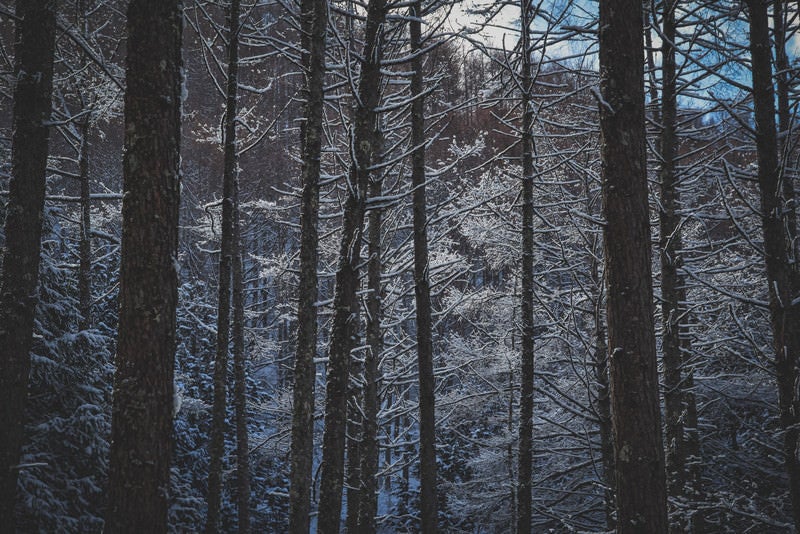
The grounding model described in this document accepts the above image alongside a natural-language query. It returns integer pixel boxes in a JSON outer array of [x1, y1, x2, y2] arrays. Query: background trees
[[0, 0, 799, 531]]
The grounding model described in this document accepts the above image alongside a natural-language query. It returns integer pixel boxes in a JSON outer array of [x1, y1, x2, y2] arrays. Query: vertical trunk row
[[598, 0, 669, 531], [0, 0, 57, 522], [745, 2, 800, 530], [105, 0, 183, 531], [288, 0, 328, 529], [516, 2, 536, 533], [206, 0, 242, 529], [409, 2, 438, 531], [317, 0, 386, 529]]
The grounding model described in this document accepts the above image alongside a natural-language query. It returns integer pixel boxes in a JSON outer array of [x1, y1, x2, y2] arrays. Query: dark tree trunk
[[517, 2, 535, 533], [658, 0, 686, 507], [105, 0, 183, 531], [78, 120, 92, 331], [584, 173, 615, 531], [409, 3, 438, 531], [598, 0, 669, 531], [0, 0, 57, 522], [657, 3, 704, 530], [773, 0, 797, 244], [746, 2, 800, 530], [345, 368, 363, 533], [288, 0, 328, 530], [356, 166, 383, 533], [206, 0, 241, 530], [232, 189, 250, 533], [317, 0, 386, 530]]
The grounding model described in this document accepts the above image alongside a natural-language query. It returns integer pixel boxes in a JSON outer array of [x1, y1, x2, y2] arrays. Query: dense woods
[[0, 0, 799, 532]]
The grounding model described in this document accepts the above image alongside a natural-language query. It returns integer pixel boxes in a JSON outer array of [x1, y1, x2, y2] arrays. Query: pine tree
[[105, 0, 183, 530]]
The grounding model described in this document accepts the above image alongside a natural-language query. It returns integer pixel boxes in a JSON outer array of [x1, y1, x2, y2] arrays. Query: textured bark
[[105, 1, 182, 531], [206, 0, 241, 530], [517, 2, 535, 533], [746, 2, 800, 530], [356, 167, 383, 533], [0, 0, 57, 523], [598, 0, 668, 531], [317, 0, 385, 530], [78, 120, 92, 331], [288, 0, 327, 530], [409, 3, 438, 531]]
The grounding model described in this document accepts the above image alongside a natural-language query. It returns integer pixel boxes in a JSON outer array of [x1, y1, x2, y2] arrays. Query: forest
[[0, 0, 799, 532]]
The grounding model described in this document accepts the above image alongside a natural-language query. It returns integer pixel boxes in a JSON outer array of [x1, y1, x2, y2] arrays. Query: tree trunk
[[206, 0, 241, 530], [356, 166, 383, 533], [317, 0, 386, 530], [78, 120, 92, 331], [105, 0, 183, 531], [288, 0, 328, 529], [409, 3, 438, 531], [0, 0, 57, 522], [345, 368, 363, 533], [773, 0, 797, 244], [598, 0, 669, 531], [745, 2, 800, 530], [658, 0, 686, 508], [517, 2, 535, 533], [232, 185, 250, 533]]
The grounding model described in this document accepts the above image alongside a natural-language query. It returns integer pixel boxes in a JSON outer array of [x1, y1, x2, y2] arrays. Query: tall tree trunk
[[409, 3, 438, 531], [288, 0, 328, 529], [0, 0, 57, 522], [345, 367, 363, 533], [206, 1, 241, 529], [356, 168, 383, 533], [78, 120, 92, 331], [105, 0, 183, 531], [745, 2, 800, 530], [598, 0, 669, 531], [658, 0, 686, 508], [232, 185, 250, 533], [317, 0, 386, 530], [584, 172, 615, 531], [517, 2, 535, 533], [773, 0, 798, 246]]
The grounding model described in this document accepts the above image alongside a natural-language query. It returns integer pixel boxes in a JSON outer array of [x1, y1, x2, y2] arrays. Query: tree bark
[[409, 3, 438, 531], [598, 0, 669, 531], [0, 0, 57, 523], [288, 0, 328, 530], [745, 2, 800, 530], [517, 2, 535, 533], [206, 0, 241, 530], [317, 0, 386, 530], [105, 0, 183, 531]]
